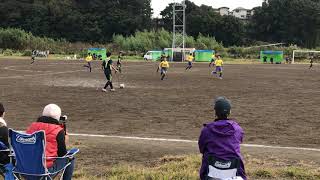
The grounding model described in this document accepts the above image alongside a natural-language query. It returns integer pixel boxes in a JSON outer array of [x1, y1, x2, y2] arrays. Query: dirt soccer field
[[0, 58, 320, 175]]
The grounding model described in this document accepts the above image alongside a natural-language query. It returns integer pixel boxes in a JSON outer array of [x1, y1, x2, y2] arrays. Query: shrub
[[3, 49, 13, 56]]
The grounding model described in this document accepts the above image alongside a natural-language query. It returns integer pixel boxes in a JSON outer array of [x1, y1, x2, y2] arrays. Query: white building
[[214, 7, 230, 16], [214, 7, 255, 20], [231, 7, 254, 20]]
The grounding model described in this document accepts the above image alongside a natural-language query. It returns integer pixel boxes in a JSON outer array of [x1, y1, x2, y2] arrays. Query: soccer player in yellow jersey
[[212, 55, 224, 79], [186, 53, 194, 70], [84, 53, 93, 72], [157, 58, 170, 80]]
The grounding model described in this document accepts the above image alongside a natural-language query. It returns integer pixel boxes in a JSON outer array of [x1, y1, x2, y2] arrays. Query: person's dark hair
[[107, 52, 112, 57], [0, 103, 5, 117], [214, 97, 231, 119]]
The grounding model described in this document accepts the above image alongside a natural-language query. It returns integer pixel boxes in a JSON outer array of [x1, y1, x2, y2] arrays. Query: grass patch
[[104, 155, 199, 180], [252, 169, 274, 178], [74, 154, 320, 180], [279, 167, 320, 180]]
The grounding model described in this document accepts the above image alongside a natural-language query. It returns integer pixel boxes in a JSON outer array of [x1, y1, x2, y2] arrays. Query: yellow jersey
[[85, 55, 93, 62], [215, 59, 223, 67], [160, 61, 170, 68], [187, 55, 194, 62]]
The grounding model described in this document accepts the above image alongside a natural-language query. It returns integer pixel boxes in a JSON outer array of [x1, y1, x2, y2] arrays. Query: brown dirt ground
[[0, 58, 320, 175]]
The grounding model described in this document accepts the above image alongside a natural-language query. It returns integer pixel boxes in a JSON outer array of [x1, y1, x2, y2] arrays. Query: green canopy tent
[[260, 51, 283, 63], [150, 51, 163, 61], [88, 48, 107, 61], [195, 50, 215, 62]]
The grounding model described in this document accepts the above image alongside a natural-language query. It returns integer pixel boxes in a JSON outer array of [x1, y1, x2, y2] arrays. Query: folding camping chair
[[9, 129, 79, 180], [206, 155, 243, 180], [0, 141, 14, 180], [0, 141, 9, 176]]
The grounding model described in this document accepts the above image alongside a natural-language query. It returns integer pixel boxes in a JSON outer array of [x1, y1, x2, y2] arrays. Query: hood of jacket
[[205, 120, 237, 137]]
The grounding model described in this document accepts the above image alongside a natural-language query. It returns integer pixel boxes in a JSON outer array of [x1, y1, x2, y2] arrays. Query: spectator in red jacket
[[26, 104, 74, 180]]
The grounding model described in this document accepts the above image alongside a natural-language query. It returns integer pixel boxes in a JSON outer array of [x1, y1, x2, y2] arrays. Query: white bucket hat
[[42, 104, 61, 120]]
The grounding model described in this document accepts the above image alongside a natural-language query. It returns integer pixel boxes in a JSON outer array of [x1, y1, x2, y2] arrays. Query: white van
[[143, 51, 162, 61]]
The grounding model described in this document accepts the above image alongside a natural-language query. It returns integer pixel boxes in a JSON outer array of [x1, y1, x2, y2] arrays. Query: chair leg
[[59, 167, 68, 180], [13, 174, 21, 180]]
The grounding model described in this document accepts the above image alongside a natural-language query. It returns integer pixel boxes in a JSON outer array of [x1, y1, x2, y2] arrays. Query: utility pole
[[172, 0, 186, 61]]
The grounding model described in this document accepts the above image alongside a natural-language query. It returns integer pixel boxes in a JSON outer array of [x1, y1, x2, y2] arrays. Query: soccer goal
[[292, 50, 320, 64]]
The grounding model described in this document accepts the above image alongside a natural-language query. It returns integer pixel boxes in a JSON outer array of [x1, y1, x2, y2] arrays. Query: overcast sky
[[152, 0, 264, 17]]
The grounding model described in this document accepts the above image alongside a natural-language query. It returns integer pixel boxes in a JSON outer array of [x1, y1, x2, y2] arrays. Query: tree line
[[0, 0, 319, 48], [0, 0, 152, 43]]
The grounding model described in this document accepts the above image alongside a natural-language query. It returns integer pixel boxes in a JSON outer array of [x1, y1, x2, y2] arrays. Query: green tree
[[0, 0, 152, 43], [160, 0, 246, 46], [249, 0, 320, 48]]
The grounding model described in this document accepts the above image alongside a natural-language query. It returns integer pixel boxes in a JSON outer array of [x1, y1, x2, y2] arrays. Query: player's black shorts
[[104, 71, 112, 81]]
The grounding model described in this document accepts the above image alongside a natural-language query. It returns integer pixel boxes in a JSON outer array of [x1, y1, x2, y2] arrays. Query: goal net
[[292, 50, 320, 64]]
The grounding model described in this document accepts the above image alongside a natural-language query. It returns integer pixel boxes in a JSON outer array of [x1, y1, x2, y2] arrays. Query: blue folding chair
[[0, 141, 9, 174], [0, 141, 14, 180], [9, 129, 79, 180]]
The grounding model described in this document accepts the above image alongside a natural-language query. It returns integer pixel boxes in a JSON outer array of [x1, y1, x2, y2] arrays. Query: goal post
[[292, 50, 320, 64]]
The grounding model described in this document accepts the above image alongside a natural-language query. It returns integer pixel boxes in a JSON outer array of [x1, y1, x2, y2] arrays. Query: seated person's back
[[0, 103, 9, 165], [26, 104, 75, 180], [198, 97, 246, 180]]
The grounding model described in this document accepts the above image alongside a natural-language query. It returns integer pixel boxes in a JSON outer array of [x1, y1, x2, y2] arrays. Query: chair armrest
[[46, 148, 79, 160], [0, 149, 10, 152], [66, 148, 79, 156], [0, 142, 8, 150]]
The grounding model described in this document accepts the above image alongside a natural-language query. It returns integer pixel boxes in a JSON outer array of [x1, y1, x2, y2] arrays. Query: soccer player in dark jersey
[[116, 52, 123, 73], [31, 50, 37, 64], [309, 56, 314, 69], [102, 52, 118, 92]]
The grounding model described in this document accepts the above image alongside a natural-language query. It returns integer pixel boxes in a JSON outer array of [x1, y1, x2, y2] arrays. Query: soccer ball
[[120, 84, 125, 89]]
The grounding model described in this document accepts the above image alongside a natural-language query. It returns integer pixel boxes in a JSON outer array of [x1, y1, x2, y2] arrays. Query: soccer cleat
[[110, 89, 116, 92], [102, 88, 107, 92]]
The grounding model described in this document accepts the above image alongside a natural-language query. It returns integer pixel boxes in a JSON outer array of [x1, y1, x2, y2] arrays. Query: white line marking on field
[[0, 62, 156, 80], [0, 70, 84, 79], [69, 133, 320, 152]]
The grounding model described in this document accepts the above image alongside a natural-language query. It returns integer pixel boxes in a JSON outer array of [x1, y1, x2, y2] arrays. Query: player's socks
[[110, 82, 114, 89], [161, 74, 165, 80], [104, 81, 110, 89]]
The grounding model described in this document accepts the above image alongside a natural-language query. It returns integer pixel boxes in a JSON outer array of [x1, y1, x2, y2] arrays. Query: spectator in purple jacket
[[198, 97, 246, 180]]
